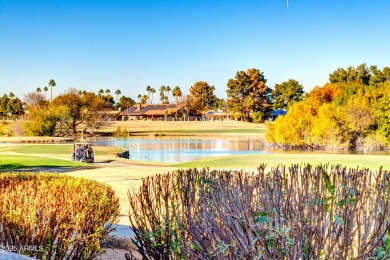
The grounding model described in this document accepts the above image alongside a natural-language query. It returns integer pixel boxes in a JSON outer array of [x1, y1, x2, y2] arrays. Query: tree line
[[8, 64, 390, 141], [2, 68, 306, 122], [0, 92, 23, 118], [266, 63, 390, 150]]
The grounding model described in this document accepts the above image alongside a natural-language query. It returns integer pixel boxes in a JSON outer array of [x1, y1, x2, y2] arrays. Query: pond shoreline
[[0, 136, 74, 143]]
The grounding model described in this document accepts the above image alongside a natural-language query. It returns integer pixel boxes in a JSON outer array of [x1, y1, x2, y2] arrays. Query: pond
[[89, 136, 266, 163]]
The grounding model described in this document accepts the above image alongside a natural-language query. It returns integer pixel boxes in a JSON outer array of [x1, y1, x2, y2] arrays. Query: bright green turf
[[0, 155, 87, 170], [172, 152, 390, 171], [0, 144, 73, 155], [0, 144, 122, 156]]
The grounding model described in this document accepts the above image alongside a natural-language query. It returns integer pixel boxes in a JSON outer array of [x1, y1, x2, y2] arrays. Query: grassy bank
[[0, 144, 123, 156], [173, 152, 390, 170], [2, 143, 389, 171], [162, 128, 265, 134], [0, 143, 171, 172], [0, 155, 86, 170]]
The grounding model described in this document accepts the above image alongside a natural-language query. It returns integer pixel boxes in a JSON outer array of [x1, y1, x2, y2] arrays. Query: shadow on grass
[[0, 163, 92, 173]]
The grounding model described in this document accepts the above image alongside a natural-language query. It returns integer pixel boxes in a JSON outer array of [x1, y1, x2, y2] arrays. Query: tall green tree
[[329, 64, 371, 85], [1, 93, 23, 116], [141, 95, 148, 104], [165, 86, 171, 103], [172, 86, 182, 108], [146, 85, 152, 104], [272, 79, 304, 109], [213, 97, 226, 111], [226, 68, 272, 121], [48, 79, 56, 101], [115, 96, 135, 111], [98, 89, 104, 96], [189, 81, 215, 111], [43, 86, 48, 100], [6, 97, 23, 116], [100, 94, 115, 109], [150, 88, 156, 104], [115, 89, 121, 103], [0, 94, 10, 116], [36, 87, 42, 103], [159, 85, 167, 104]]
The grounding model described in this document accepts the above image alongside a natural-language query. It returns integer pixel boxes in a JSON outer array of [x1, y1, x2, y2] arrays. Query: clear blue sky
[[1, 0, 390, 101]]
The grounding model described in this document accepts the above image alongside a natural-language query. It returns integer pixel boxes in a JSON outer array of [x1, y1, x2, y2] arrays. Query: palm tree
[[9, 92, 15, 98], [48, 79, 56, 101], [159, 85, 166, 104], [137, 94, 142, 103], [98, 89, 104, 97], [105, 89, 111, 95], [36, 87, 42, 103], [165, 86, 171, 103], [43, 86, 48, 100], [146, 85, 152, 104], [115, 89, 121, 103], [78, 90, 83, 96], [172, 86, 182, 108], [150, 88, 156, 104]]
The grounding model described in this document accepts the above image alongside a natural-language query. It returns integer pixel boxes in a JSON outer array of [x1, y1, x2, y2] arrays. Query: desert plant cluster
[[128, 165, 390, 259], [0, 172, 120, 259]]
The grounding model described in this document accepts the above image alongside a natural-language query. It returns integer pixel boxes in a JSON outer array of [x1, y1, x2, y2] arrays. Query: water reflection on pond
[[90, 136, 266, 163]]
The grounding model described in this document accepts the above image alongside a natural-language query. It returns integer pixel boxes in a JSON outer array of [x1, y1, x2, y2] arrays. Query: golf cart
[[72, 143, 94, 163]]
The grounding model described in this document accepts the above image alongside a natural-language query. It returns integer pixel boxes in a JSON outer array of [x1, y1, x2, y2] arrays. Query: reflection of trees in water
[[94, 136, 264, 162]]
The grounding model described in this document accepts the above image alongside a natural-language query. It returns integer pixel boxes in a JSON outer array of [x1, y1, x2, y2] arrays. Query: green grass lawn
[[0, 155, 87, 170], [2, 143, 388, 171], [0, 144, 123, 156], [0, 144, 123, 170], [173, 152, 390, 171], [0, 144, 73, 155]]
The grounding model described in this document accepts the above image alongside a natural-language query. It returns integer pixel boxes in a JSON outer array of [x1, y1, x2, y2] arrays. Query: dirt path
[[64, 164, 177, 226]]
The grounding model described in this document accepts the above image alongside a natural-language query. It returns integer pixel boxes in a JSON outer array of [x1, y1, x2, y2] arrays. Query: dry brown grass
[[86, 120, 265, 134]]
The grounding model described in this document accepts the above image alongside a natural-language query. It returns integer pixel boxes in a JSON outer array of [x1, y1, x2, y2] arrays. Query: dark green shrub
[[0, 172, 120, 259]]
